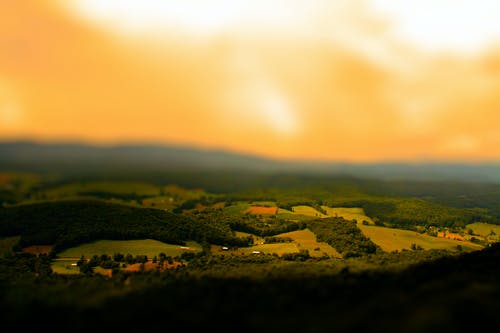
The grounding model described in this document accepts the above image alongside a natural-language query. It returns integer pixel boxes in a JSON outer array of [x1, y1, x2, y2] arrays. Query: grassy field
[[276, 206, 324, 221], [277, 229, 341, 258], [224, 202, 251, 215], [290, 205, 328, 218], [357, 225, 483, 252], [212, 231, 299, 256], [234, 231, 265, 245], [239, 243, 299, 255], [322, 207, 374, 224], [466, 222, 500, 241], [0, 236, 19, 256], [141, 196, 176, 209], [57, 239, 202, 258], [51, 260, 80, 275]]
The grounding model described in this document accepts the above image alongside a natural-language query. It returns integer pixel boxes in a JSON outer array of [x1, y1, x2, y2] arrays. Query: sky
[[0, 0, 499, 162]]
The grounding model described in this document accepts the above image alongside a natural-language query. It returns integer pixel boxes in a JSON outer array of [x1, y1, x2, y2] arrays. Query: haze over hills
[[0, 141, 498, 183]]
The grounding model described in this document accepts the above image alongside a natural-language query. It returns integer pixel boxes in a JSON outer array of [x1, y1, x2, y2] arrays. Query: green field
[[57, 239, 202, 258], [277, 229, 341, 258], [322, 207, 374, 224], [466, 223, 500, 241], [0, 236, 19, 256], [358, 225, 483, 252]]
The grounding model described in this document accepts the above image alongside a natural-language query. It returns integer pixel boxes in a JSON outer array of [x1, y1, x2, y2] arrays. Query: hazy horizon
[[2, 138, 500, 165], [1, 1, 499, 162]]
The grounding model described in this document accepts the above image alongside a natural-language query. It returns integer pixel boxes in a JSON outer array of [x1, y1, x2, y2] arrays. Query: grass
[[322, 206, 374, 224], [357, 224, 483, 252], [57, 239, 202, 258], [277, 229, 341, 258], [0, 236, 19, 256]]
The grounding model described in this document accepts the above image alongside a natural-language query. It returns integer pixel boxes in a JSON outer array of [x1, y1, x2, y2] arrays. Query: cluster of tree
[[186, 209, 254, 247], [172, 196, 213, 213], [281, 249, 311, 261], [276, 201, 327, 215], [0, 252, 53, 282], [308, 217, 379, 257], [230, 217, 307, 237], [76, 191, 151, 202], [77, 254, 119, 274], [0, 200, 248, 252], [264, 236, 293, 244]]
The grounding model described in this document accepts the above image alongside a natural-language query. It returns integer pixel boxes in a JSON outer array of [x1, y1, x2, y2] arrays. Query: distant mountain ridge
[[0, 141, 498, 183]]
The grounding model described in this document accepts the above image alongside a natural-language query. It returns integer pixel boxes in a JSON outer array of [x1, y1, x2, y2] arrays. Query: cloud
[[0, 1, 498, 161]]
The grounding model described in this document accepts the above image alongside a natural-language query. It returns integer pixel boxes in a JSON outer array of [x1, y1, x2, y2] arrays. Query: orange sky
[[0, 0, 499, 162]]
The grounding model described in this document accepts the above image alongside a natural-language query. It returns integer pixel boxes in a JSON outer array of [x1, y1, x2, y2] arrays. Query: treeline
[[229, 217, 307, 237], [0, 200, 246, 252], [308, 217, 379, 257], [264, 236, 293, 244], [185, 208, 306, 241], [334, 198, 494, 228], [277, 201, 327, 215]]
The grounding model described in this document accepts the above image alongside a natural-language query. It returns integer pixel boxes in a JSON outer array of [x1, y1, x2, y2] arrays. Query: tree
[[113, 253, 124, 262]]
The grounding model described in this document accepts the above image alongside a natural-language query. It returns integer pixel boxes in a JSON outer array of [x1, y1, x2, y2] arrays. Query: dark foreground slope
[[1, 244, 499, 333]]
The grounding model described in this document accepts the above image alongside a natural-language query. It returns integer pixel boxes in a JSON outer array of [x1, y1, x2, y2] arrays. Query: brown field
[[125, 261, 183, 272], [437, 232, 465, 241], [22, 245, 53, 255], [245, 206, 278, 215], [0, 173, 13, 184]]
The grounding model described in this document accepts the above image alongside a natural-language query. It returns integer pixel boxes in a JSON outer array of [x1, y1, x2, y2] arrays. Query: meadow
[[0, 236, 20, 256], [277, 229, 341, 258], [466, 222, 500, 241], [357, 224, 483, 252], [57, 239, 202, 258], [322, 206, 374, 224]]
